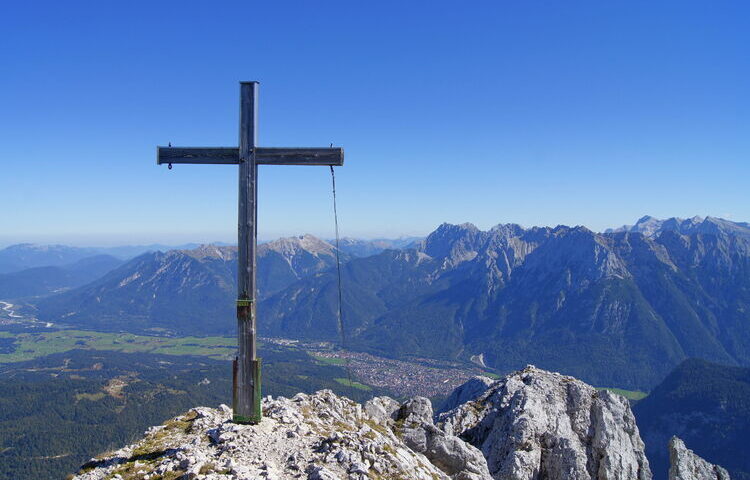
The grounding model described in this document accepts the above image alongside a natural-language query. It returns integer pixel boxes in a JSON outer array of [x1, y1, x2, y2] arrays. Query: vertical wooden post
[[156, 81, 343, 424], [234, 81, 261, 424]]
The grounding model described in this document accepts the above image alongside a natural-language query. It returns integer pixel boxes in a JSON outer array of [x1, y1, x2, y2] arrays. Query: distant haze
[[0, 215, 744, 248], [0, 215, 746, 249]]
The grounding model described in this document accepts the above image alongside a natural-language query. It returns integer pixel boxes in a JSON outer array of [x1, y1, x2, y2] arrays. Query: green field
[[0, 330, 236, 363], [311, 354, 347, 366], [597, 387, 648, 401], [334, 377, 372, 391]]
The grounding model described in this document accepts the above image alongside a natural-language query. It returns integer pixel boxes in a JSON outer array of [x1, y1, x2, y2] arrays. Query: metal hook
[[168, 163, 173, 170]]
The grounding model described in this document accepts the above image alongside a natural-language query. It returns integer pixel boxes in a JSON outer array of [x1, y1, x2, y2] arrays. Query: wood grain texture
[[256, 147, 344, 166], [157, 147, 343, 166], [236, 81, 259, 423], [157, 147, 239, 164]]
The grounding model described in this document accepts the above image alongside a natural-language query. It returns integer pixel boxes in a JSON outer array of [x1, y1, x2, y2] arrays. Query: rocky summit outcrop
[[394, 397, 491, 479], [72, 390, 482, 480], [437, 366, 651, 480], [71, 366, 731, 480], [668, 437, 730, 480]]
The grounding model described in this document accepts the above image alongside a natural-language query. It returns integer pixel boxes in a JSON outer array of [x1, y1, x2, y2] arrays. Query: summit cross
[[156, 81, 344, 424]]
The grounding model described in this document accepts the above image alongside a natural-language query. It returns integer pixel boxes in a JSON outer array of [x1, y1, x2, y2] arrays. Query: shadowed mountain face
[[37, 236, 345, 335], [334, 237, 423, 257], [0, 244, 102, 274], [0, 243, 204, 274], [0, 255, 124, 299], [261, 217, 750, 389], [634, 359, 750, 480]]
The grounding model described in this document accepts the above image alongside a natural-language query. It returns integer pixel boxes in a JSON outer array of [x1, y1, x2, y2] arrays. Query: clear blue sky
[[1, 1, 748, 247]]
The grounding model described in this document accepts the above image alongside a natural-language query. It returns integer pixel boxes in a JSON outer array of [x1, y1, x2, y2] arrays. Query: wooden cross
[[156, 81, 344, 424]]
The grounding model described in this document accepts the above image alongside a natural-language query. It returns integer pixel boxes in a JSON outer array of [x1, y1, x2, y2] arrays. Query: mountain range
[[263, 216, 750, 389], [0, 255, 124, 299], [0, 242, 206, 274], [607, 214, 750, 238], [34, 236, 341, 335], [334, 236, 422, 257], [30, 216, 750, 389], [0, 237, 415, 275]]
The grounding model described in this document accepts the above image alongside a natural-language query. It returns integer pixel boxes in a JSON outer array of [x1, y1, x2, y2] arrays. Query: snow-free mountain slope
[[264, 218, 750, 389], [0, 254, 123, 299], [36, 236, 344, 335], [607, 215, 750, 239], [634, 359, 750, 480], [34, 217, 750, 389]]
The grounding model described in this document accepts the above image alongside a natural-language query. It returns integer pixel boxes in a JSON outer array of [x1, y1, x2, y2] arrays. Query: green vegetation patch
[[311, 354, 347, 366], [0, 330, 236, 363], [0, 348, 390, 480], [334, 377, 372, 391], [597, 387, 648, 401], [75, 392, 106, 402]]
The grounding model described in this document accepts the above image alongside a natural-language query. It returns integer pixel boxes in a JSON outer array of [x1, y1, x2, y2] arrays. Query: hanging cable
[[330, 165, 357, 402]]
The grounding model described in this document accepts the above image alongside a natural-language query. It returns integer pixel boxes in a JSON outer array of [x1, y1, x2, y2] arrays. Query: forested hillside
[[634, 359, 750, 480], [0, 347, 384, 480]]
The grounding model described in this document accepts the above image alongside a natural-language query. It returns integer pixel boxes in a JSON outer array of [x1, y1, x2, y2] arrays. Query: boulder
[[437, 365, 651, 480], [396, 397, 492, 480]]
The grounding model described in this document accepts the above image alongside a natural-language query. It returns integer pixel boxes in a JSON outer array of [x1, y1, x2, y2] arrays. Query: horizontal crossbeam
[[157, 146, 344, 166], [257, 147, 344, 166], [158, 147, 238, 165]]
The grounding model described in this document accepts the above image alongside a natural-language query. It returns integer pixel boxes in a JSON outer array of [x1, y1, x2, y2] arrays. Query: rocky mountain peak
[[669, 437, 730, 480], [437, 365, 651, 480], [72, 390, 476, 480], [181, 244, 238, 261], [606, 215, 750, 240], [70, 366, 728, 480], [261, 234, 336, 258], [421, 223, 485, 267], [489, 223, 526, 239]]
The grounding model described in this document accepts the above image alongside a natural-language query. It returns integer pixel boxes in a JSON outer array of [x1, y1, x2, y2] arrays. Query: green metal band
[[236, 299, 254, 307], [232, 358, 262, 425], [233, 413, 261, 424]]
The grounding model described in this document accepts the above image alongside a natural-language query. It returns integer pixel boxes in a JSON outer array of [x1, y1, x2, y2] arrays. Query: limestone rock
[[71, 393, 450, 480], [437, 365, 651, 480], [669, 437, 730, 480], [73, 366, 727, 480], [395, 397, 492, 480], [363, 395, 400, 424]]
